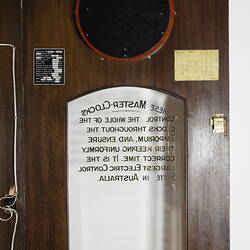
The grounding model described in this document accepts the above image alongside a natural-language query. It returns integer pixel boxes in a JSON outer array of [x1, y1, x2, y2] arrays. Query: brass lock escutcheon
[[210, 114, 227, 136]]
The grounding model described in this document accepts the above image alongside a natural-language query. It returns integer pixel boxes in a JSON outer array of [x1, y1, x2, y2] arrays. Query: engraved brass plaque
[[67, 86, 186, 250], [174, 49, 219, 81]]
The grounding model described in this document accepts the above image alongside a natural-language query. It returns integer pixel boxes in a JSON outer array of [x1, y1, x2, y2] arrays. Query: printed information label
[[33, 48, 65, 85]]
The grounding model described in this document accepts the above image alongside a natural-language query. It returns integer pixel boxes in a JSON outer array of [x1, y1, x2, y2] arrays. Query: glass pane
[[67, 86, 186, 250]]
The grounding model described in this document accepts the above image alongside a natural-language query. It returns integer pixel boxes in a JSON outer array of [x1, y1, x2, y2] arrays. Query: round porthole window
[[75, 0, 175, 61]]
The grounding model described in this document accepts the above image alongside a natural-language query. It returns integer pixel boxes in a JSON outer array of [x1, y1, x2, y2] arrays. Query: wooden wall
[[0, 1, 24, 250]]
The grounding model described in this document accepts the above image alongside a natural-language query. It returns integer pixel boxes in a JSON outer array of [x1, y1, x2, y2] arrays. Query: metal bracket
[[210, 113, 227, 136]]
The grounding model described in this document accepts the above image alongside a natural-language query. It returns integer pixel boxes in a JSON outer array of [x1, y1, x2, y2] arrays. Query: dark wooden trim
[[0, 1, 25, 250]]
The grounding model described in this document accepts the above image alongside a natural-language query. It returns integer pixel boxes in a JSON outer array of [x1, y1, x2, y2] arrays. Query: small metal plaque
[[174, 49, 219, 81], [67, 86, 186, 250], [33, 48, 65, 85]]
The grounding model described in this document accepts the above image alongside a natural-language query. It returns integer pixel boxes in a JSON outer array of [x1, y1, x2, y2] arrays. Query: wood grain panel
[[22, 0, 229, 249], [0, 1, 24, 250]]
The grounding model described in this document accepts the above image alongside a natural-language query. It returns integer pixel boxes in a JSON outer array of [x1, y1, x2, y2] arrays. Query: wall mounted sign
[[174, 50, 219, 81], [75, 0, 175, 61], [67, 86, 186, 250], [33, 48, 65, 85]]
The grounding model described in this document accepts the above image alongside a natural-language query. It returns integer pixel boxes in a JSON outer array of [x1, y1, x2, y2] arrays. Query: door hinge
[[209, 114, 227, 136]]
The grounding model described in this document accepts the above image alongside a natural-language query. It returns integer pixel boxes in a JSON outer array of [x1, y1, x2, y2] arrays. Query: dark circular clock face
[[75, 0, 175, 61]]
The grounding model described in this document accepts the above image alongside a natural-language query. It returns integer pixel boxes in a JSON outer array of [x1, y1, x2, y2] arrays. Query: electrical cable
[[0, 43, 18, 250]]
